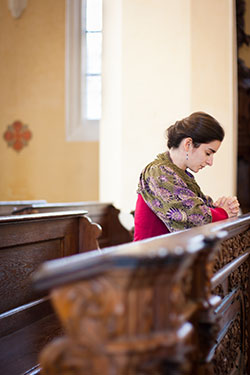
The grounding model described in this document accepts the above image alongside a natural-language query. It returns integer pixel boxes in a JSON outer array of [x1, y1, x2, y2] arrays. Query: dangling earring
[[186, 153, 189, 160]]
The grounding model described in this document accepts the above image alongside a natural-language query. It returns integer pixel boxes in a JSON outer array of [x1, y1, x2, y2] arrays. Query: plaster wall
[[100, 0, 238, 214], [101, 0, 191, 212], [190, 0, 238, 199], [0, 0, 99, 202]]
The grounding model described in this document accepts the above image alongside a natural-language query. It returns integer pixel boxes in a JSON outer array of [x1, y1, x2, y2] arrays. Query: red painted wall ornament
[[3, 120, 32, 152]]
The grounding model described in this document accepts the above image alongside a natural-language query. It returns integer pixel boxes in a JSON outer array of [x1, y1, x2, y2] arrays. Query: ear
[[183, 137, 193, 152]]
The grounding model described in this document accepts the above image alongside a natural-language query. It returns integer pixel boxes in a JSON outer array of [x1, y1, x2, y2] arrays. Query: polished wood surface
[[0, 201, 132, 375], [2, 201, 133, 248], [0, 210, 101, 375], [34, 214, 250, 375], [0, 200, 47, 215]]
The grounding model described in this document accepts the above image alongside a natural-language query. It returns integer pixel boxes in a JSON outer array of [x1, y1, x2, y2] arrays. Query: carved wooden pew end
[[35, 214, 250, 375]]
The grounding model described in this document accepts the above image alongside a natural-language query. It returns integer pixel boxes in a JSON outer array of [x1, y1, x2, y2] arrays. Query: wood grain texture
[[0, 313, 62, 375], [3, 201, 133, 248], [0, 210, 101, 375], [35, 213, 250, 375]]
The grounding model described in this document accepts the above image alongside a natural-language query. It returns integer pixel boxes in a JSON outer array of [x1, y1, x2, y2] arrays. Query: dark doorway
[[236, 0, 250, 214]]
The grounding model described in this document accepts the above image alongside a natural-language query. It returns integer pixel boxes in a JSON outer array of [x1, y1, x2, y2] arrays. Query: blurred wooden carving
[[35, 214, 250, 374]]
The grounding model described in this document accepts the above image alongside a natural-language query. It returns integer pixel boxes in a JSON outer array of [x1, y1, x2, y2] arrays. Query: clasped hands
[[214, 196, 240, 218]]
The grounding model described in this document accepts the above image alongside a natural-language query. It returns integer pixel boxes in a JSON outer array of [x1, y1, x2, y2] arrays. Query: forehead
[[201, 140, 221, 152]]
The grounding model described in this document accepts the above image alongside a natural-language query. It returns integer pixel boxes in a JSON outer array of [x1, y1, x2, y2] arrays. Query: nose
[[206, 154, 213, 166]]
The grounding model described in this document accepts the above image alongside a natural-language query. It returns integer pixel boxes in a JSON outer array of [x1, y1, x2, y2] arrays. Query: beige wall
[[101, 0, 191, 211], [101, 0, 238, 213], [0, 0, 239, 207], [0, 0, 99, 202], [190, 0, 238, 199]]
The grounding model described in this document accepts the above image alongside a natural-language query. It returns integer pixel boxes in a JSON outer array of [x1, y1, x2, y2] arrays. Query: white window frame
[[65, 0, 99, 142]]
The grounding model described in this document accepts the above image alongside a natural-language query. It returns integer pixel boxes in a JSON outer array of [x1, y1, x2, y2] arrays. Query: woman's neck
[[168, 148, 186, 170]]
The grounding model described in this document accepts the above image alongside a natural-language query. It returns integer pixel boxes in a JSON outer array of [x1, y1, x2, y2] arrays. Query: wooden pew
[[74, 202, 133, 248], [11, 201, 133, 248], [34, 213, 250, 375], [0, 200, 47, 216], [0, 210, 101, 375]]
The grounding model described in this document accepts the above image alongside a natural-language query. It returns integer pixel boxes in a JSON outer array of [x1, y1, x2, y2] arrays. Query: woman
[[134, 112, 240, 241]]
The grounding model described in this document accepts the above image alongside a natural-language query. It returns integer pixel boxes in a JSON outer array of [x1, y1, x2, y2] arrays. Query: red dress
[[134, 194, 228, 241]]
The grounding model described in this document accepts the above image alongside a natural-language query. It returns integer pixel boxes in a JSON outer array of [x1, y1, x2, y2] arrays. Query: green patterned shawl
[[137, 152, 215, 232]]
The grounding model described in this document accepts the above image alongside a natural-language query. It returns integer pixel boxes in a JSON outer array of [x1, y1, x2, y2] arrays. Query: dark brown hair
[[166, 112, 225, 149]]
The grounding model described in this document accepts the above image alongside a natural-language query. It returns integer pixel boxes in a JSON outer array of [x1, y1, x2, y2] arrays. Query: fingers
[[215, 196, 239, 207], [214, 195, 240, 218], [227, 196, 240, 217], [229, 204, 239, 212], [214, 196, 227, 207], [228, 197, 239, 207], [227, 197, 240, 212]]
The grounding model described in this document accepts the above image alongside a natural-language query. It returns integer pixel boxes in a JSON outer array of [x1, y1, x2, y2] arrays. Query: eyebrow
[[208, 148, 216, 153]]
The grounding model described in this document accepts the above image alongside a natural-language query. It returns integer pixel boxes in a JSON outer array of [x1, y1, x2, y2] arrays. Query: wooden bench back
[[0, 200, 47, 215], [0, 210, 101, 375], [34, 213, 250, 375], [3, 201, 133, 248]]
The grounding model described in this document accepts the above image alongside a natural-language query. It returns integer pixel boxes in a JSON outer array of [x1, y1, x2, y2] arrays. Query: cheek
[[194, 152, 206, 166], [192, 150, 203, 163]]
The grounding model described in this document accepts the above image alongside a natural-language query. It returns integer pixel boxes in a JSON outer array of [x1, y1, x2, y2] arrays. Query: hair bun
[[165, 112, 224, 149]]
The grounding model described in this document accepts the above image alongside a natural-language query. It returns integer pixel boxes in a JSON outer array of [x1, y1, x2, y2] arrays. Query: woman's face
[[188, 140, 221, 173]]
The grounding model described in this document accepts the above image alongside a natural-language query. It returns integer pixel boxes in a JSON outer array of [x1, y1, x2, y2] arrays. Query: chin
[[190, 167, 199, 173]]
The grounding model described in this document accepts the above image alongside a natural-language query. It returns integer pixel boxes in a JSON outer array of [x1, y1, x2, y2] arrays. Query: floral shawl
[[137, 152, 215, 232]]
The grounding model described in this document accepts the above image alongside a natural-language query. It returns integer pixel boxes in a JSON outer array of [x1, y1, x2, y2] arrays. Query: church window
[[66, 0, 102, 141]]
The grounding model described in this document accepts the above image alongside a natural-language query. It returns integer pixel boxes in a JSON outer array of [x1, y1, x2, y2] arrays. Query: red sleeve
[[210, 207, 228, 222]]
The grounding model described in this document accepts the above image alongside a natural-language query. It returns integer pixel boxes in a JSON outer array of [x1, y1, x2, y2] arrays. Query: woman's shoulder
[[143, 152, 175, 175], [141, 158, 181, 188]]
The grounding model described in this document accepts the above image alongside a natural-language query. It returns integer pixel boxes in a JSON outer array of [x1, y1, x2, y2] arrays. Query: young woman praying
[[134, 112, 240, 241]]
